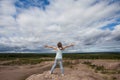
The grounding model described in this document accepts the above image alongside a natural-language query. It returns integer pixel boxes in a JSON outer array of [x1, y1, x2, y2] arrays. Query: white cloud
[[0, 0, 16, 15], [0, 0, 120, 52], [47, 24, 61, 31]]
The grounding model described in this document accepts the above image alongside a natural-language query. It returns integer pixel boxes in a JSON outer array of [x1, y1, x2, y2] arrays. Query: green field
[[0, 52, 120, 65], [0, 52, 120, 60]]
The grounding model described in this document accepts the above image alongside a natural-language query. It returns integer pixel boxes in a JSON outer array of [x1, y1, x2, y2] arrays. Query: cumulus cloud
[[0, 0, 120, 52]]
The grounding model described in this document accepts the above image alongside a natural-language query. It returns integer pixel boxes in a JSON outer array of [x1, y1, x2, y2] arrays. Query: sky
[[0, 0, 120, 53]]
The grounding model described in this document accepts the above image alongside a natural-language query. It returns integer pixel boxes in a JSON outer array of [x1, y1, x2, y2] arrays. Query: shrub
[[82, 61, 91, 65], [95, 65, 104, 71]]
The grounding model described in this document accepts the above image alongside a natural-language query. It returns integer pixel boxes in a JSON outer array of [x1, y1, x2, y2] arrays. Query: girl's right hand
[[70, 43, 75, 46]]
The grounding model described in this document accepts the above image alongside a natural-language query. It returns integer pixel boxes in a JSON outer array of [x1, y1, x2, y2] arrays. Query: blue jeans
[[50, 59, 64, 74]]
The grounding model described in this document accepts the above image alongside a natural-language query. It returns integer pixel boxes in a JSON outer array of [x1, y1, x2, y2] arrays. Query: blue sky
[[15, 0, 50, 10], [0, 0, 120, 53]]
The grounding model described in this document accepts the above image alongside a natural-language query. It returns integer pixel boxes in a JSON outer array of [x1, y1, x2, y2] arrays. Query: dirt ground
[[0, 62, 52, 80], [0, 60, 120, 80]]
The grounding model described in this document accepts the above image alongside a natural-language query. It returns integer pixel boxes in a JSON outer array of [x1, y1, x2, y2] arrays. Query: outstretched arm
[[63, 43, 75, 49], [44, 45, 57, 50]]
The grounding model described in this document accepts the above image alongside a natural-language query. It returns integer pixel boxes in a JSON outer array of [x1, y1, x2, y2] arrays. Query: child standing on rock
[[44, 42, 74, 76]]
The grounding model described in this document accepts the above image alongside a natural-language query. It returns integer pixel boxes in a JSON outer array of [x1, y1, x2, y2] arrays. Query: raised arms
[[63, 43, 75, 49], [44, 43, 75, 50], [44, 45, 57, 50]]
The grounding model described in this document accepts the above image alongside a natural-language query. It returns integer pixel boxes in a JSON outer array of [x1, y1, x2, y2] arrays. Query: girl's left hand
[[44, 45, 48, 47]]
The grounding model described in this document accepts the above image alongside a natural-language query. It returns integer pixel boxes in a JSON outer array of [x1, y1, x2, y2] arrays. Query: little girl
[[44, 42, 74, 76]]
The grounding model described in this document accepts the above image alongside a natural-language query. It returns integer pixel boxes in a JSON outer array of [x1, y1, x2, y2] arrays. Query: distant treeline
[[63, 53, 120, 59], [0, 52, 120, 60]]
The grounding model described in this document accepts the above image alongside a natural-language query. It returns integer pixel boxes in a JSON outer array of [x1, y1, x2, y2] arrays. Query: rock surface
[[26, 64, 104, 80]]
